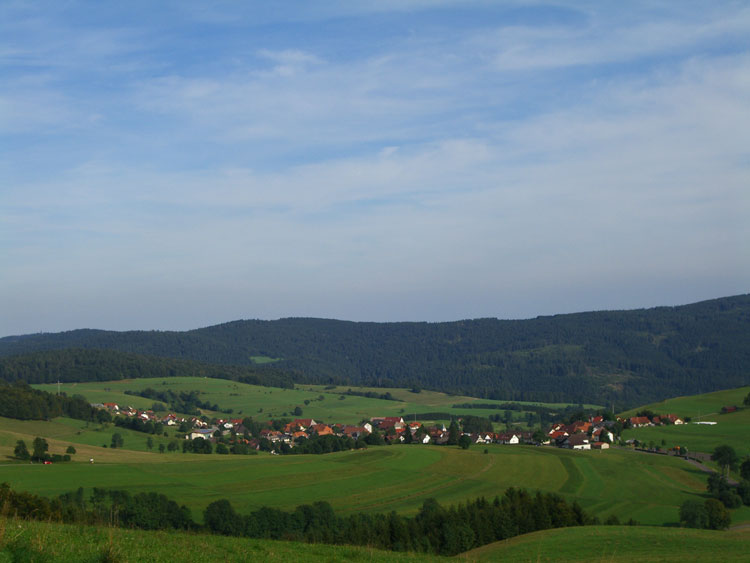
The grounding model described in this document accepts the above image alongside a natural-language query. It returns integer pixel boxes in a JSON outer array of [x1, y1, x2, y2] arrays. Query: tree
[[741, 458, 750, 481], [744, 391, 750, 407], [14, 440, 30, 460], [704, 498, 731, 530], [66, 445, 76, 454], [448, 420, 459, 445], [32, 437, 49, 461], [111, 432, 124, 449], [146, 436, 154, 451], [679, 500, 708, 528], [293, 406, 303, 416], [711, 445, 739, 476], [458, 434, 472, 450], [167, 440, 179, 452], [216, 442, 229, 454], [158, 443, 166, 454]]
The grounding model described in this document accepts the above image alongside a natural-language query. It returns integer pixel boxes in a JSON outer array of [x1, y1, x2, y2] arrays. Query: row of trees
[[0, 381, 108, 422], [13, 437, 74, 463], [0, 481, 595, 556], [679, 444, 750, 530], [204, 488, 596, 555]]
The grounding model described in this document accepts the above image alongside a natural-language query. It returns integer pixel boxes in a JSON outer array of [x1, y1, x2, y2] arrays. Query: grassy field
[[2, 518, 748, 563], [459, 525, 750, 562], [0, 517, 444, 563], [4, 418, 747, 528], [33, 377, 601, 427], [620, 386, 750, 458]]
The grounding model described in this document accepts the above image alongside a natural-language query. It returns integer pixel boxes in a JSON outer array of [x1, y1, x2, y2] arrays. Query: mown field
[[33, 377, 601, 427], [620, 386, 750, 458], [459, 525, 750, 562], [4, 418, 748, 528], [0, 517, 444, 563]]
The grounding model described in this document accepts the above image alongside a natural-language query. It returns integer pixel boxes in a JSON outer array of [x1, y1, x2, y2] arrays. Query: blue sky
[[2, 1, 749, 336]]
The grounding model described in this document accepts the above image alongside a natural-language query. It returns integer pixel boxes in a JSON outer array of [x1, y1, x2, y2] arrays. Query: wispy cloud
[[2, 1, 749, 334]]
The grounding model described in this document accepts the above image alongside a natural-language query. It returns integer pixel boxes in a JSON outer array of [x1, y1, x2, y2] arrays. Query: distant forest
[[0, 348, 294, 389], [1, 294, 749, 407]]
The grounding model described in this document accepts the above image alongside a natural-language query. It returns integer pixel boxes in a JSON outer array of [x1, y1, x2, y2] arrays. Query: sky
[[2, 1, 749, 336]]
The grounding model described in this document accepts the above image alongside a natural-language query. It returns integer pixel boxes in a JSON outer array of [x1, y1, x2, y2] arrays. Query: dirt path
[[684, 458, 738, 486]]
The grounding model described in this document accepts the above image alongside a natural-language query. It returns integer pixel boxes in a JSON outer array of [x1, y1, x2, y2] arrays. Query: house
[[629, 416, 651, 428], [564, 434, 591, 450], [291, 419, 317, 431], [591, 442, 609, 449], [665, 414, 684, 425], [341, 426, 369, 439], [309, 423, 334, 436], [496, 433, 520, 445], [188, 428, 216, 441], [721, 406, 738, 414]]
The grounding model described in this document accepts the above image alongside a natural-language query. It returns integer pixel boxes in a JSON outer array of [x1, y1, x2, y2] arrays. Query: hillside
[[2, 294, 749, 406], [459, 525, 750, 562], [0, 348, 294, 388], [0, 517, 441, 563], [619, 386, 750, 457]]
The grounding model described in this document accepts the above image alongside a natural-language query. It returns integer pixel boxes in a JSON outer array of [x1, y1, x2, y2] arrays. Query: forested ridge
[[1, 294, 748, 406], [0, 348, 294, 388]]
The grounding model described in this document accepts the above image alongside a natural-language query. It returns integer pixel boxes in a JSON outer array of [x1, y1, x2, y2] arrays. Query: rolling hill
[[1, 294, 749, 406]]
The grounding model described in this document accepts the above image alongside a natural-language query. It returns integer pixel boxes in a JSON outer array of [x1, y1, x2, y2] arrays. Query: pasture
[[620, 386, 750, 457], [3, 420, 745, 527], [460, 525, 750, 562], [33, 377, 601, 427], [0, 517, 442, 563]]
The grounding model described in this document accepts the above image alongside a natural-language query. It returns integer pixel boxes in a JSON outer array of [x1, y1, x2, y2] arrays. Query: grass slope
[[620, 386, 750, 457], [0, 517, 444, 563], [33, 377, 600, 426], [459, 525, 750, 562], [4, 420, 743, 527]]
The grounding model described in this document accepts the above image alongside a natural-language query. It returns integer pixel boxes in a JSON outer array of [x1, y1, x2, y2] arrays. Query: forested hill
[[0, 349, 295, 389], [1, 294, 749, 407]]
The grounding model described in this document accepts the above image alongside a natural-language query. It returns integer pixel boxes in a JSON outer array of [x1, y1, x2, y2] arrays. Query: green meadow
[[460, 525, 750, 562], [0, 517, 444, 563], [4, 422, 746, 527], [34, 377, 601, 426], [620, 386, 750, 458]]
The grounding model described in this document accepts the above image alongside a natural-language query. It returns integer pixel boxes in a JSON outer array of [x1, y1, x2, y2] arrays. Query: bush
[[704, 498, 731, 530], [679, 500, 708, 529], [66, 445, 76, 454]]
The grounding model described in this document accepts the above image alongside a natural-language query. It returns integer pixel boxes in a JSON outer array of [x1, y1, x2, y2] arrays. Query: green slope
[[5, 421, 745, 527], [0, 517, 443, 563], [620, 386, 750, 457], [459, 525, 750, 562]]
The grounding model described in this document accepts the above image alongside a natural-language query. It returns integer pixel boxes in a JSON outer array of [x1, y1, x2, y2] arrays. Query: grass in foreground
[[0, 517, 444, 563], [459, 525, 750, 562]]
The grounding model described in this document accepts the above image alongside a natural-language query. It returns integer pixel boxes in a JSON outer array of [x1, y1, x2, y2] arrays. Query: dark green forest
[[1, 294, 748, 406], [0, 348, 294, 388]]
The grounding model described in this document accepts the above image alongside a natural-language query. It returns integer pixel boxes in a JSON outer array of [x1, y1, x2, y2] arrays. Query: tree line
[[203, 488, 598, 555], [0, 348, 294, 389], [0, 381, 109, 422], [3, 295, 748, 406], [0, 481, 598, 556]]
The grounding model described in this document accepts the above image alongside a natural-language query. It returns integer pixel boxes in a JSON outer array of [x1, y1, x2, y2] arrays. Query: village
[[92, 401, 692, 454]]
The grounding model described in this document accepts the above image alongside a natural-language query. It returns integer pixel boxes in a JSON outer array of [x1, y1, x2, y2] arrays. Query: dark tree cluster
[[204, 487, 595, 555], [125, 387, 223, 415], [0, 381, 106, 422], [0, 348, 293, 389], [114, 416, 164, 435]]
